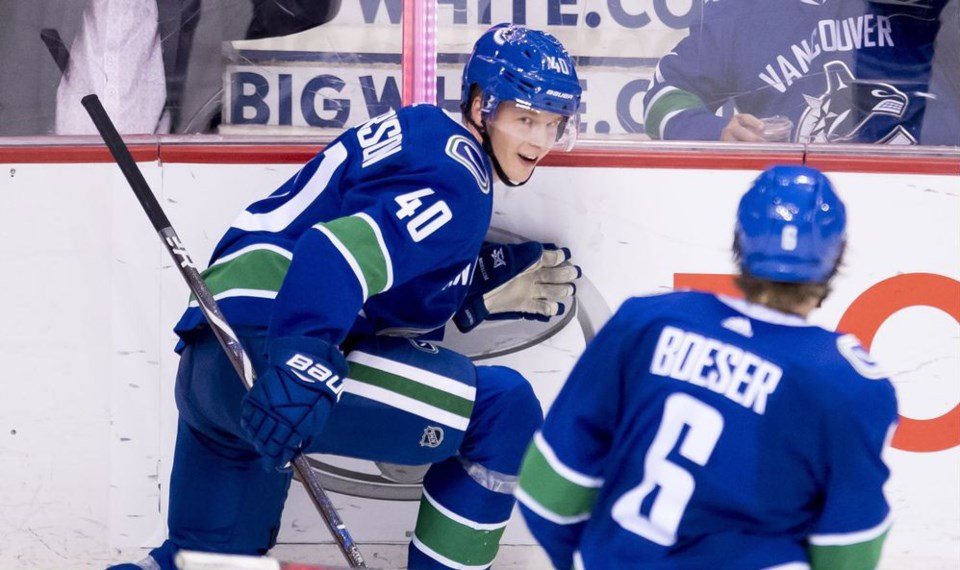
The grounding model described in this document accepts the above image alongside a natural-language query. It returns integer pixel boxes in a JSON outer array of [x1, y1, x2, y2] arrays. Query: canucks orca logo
[[445, 135, 491, 194], [797, 61, 911, 144]]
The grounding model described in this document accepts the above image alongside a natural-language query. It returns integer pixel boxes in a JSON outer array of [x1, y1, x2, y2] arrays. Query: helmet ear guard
[[735, 166, 847, 284]]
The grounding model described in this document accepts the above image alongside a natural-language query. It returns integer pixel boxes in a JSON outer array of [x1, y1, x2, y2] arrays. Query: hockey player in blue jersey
[[108, 24, 582, 570], [517, 165, 899, 569], [642, 0, 949, 144]]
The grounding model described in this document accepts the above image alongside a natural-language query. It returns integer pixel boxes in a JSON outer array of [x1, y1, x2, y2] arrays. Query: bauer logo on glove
[[454, 241, 582, 333], [285, 353, 345, 397], [240, 337, 349, 471]]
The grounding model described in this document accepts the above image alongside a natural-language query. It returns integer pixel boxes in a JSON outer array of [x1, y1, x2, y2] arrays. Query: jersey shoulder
[[802, 329, 897, 408], [403, 105, 493, 194], [617, 290, 726, 322], [625, 291, 895, 392], [345, 105, 492, 198], [610, 290, 720, 339]]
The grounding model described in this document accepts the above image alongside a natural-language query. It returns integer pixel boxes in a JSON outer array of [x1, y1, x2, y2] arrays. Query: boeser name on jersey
[[650, 325, 783, 415]]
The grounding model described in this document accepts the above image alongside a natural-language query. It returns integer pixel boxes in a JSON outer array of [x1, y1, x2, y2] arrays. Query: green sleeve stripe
[[316, 215, 391, 298], [532, 432, 604, 487], [348, 361, 474, 419], [342, 381, 470, 430], [353, 212, 393, 290], [809, 529, 889, 570], [196, 245, 291, 299], [413, 489, 507, 567], [642, 87, 706, 140], [313, 224, 369, 300], [349, 351, 476, 399], [515, 487, 592, 526], [516, 433, 601, 520]]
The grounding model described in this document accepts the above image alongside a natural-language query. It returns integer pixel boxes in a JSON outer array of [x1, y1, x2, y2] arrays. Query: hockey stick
[[40, 28, 70, 74], [80, 94, 366, 568]]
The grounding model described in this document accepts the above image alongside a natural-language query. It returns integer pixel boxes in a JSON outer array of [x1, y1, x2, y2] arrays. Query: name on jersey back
[[650, 325, 783, 415]]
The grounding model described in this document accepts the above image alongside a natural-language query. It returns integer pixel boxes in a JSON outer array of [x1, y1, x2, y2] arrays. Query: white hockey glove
[[453, 241, 581, 333]]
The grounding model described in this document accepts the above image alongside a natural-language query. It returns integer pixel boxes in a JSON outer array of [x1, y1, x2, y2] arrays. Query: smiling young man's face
[[480, 101, 567, 184]]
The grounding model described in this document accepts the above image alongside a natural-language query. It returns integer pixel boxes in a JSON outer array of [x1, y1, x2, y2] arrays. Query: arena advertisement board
[[0, 151, 957, 568], [220, 0, 695, 136], [156, 161, 959, 567]]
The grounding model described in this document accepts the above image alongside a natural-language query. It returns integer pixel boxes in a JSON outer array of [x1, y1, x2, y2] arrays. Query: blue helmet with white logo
[[461, 23, 582, 122], [735, 165, 846, 283]]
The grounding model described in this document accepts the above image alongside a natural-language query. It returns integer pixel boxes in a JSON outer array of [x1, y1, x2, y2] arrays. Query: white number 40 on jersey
[[394, 188, 453, 242]]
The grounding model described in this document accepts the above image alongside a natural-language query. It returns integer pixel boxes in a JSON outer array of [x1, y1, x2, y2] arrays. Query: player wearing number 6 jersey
[[109, 24, 583, 570], [516, 165, 899, 570]]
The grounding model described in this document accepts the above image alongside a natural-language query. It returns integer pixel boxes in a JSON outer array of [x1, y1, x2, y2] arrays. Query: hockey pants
[[164, 327, 543, 569]]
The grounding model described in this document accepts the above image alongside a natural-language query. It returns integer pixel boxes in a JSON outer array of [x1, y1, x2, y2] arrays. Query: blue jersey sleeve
[[517, 299, 649, 568], [809, 339, 898, 546], [643, 2, 735, 140]]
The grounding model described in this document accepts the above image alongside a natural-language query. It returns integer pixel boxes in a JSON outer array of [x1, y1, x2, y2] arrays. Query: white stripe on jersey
[[422, 489, 509, 531], [313, 223, 369, 301], [187, 288, 277, 307], [341, 381, 470, 430], [209, 243, 292, 267], [535, 432, 605, 488], [353, 212, 394, 292], [232, 142, 348, 233], [808, 511, 893, 546], [347, 351, 476, 400], [410, 536, 491, 570]]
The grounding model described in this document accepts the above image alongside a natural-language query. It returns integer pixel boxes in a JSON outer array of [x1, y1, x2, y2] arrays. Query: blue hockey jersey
[[174, 104, 493, 347], [643, 0, 947, 144], [517, 291, 898, 569]]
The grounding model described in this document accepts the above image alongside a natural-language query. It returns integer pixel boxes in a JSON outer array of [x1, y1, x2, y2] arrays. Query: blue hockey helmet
[[461, 24, 582, 150], [735, 165, 846, 283]]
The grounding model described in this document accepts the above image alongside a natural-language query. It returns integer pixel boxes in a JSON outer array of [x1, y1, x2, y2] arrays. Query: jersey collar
[[716, 295, 814, 327]]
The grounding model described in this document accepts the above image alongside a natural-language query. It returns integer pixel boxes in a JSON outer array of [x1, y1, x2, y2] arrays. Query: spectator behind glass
[[54, 0, 169, 134], [642, 0, 950, 145], [55, 0, 340, 135], [164, 0, 341, 132], [246, 0, 341, 40]]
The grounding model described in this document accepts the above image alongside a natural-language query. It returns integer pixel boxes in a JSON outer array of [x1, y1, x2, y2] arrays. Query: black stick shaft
[[80, 94, 366, 568], [40, 28, 70, 74]]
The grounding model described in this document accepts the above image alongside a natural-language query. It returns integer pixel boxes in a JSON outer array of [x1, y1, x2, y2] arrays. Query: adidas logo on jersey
[[721, 317, 754, 338]]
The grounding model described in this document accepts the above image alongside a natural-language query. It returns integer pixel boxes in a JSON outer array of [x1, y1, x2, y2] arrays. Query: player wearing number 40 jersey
[[517, 166, 899, 570], [109, 24, 584, 570]]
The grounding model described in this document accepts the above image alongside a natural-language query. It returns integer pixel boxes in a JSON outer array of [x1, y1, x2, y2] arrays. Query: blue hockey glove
[[454, 241, 581, 333], [240, 337, 348, 472]]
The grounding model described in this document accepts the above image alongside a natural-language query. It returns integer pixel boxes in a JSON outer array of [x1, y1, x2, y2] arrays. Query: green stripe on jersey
[[414, 492, 506, 566], [809, 530, 888, 570], [518, 439, 599, 519], [319, 215, 390, 296], [644, 88, 706, 140], [198, 246, 290, 299], [348, 361, 474, 419]]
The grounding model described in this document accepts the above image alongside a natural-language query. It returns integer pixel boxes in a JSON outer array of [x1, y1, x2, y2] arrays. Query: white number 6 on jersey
[[611, 393, 724, 546]]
